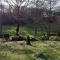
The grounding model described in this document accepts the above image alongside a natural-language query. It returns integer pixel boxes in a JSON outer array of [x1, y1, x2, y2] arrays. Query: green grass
[[2, 25, 16, 35], [2, 25, 48, 38], [0, 41, 60, 60]]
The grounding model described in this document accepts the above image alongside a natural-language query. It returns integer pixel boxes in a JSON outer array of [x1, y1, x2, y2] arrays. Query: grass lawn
[[0, 41, 60, 60]]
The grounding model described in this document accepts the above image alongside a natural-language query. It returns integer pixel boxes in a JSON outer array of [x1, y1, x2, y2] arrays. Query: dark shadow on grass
[[34, 52, 58, 60]]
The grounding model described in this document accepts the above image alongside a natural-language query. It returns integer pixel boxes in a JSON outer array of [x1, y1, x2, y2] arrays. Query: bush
[[49, 36, 60, 41], [39, 35, 49, 41]]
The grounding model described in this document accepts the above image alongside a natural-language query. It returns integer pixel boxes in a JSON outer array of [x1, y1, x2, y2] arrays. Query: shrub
[[39, 35, 49, 41], [49, 36, 60, 41], [26, 36, 31, 45]]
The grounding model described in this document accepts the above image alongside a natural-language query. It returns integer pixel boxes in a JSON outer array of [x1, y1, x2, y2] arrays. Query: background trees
[[22, 0, 58, 36], [0, 0, 59, 37]]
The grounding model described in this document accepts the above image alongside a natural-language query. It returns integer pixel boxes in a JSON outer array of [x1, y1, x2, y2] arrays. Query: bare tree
[[2, 0, 58, 36], [25, 0, 58, 37], [4, 0, 21, 35], [44, 0, 58, 38], [0, 1, 5, 34]]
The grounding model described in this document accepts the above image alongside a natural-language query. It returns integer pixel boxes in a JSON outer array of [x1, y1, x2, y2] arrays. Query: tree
[[2, 0, 58, 36], [44, 0, 58, 38], [24, 0, 58, 37], [5, 0, 24, 35], [26, 0, 58, 37], [0, 1, 5, 34]]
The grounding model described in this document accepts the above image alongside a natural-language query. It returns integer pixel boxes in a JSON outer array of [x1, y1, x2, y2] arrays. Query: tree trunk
[[16, 24, 19, 35], [0, 23, 2, 34], [34, 26, 38, 36]]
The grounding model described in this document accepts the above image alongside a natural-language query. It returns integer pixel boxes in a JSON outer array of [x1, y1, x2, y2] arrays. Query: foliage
[[49, 36, 60, 41], [2, 25, 60, 41]]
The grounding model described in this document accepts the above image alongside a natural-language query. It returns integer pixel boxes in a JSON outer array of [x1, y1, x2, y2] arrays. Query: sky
[[55, 0, 60, 7], [0, 0, 60, 6], [0, 0, 60, 10]]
